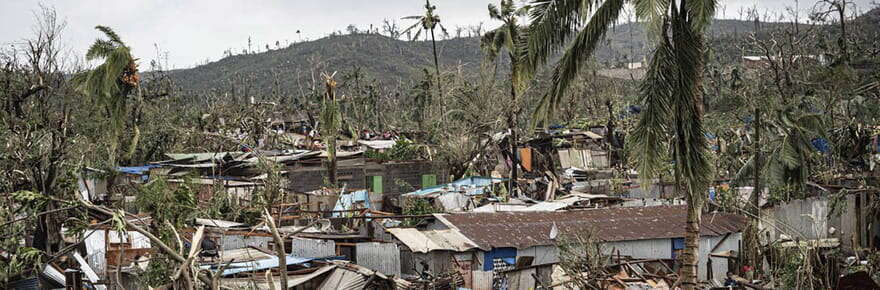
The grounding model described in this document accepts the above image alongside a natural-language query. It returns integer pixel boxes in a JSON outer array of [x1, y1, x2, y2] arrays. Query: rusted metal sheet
[[439, 205, 747, 249], [355, 242, 401, 277]]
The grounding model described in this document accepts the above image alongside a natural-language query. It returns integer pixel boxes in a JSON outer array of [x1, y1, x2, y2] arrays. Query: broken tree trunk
[[264, 209, 289, 290], [263, 209, 321, 290], [80, 201, 213, 287]]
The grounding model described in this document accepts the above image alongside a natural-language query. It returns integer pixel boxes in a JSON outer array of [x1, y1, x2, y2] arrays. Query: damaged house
[[388, 205, 747, 290]]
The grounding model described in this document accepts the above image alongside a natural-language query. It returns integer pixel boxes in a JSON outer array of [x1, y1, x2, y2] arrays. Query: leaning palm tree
[[75, 26, 140, 166], [482, 0, 531, 197], [527, 1, 716, 287], [402, 0, 448, 101]]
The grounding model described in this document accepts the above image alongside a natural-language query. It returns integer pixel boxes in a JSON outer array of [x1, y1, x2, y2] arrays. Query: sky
[[1, 0, 876, 69]]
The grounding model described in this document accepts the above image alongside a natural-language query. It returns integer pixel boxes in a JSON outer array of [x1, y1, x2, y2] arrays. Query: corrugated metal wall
[[604, 238, 672, 260], [290, 237, 335, 258], [763, 196, 830, 240], [471, 270, 494, 290], [409, 251, 454, 276], [517, 245, 559, 266], [601, 235, 741, 283], [355, 242, 401, 277], [762, 194, 871, 250], [219, 235, 272, 250], [506, 268, 536, 290], [699, 233, 742, 282]]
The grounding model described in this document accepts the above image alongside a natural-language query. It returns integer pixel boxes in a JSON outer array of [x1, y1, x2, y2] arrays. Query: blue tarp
[[115, 164, 162, 182], [627, 105, 642, 114], [116, 164, 162, 175], [404, 176, 506, 197], [483, 248, 517, 271], [671, 238, 685, 259], [812, 138, 831, 153], [332, 190, 372, 217]]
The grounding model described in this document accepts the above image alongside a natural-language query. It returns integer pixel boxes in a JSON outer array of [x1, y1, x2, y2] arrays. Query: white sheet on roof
[[386, 228, 477, 253]]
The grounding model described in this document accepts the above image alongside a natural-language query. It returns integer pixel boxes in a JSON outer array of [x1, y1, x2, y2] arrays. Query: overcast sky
[[1, 0, 875, 69]]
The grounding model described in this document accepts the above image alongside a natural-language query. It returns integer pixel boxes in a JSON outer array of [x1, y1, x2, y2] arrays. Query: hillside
[[166, 9, 878, 96], [166, 34, 484, 95]]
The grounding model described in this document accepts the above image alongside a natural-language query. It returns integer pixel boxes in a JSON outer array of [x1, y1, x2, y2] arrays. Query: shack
[[417, 205, 747, 290]]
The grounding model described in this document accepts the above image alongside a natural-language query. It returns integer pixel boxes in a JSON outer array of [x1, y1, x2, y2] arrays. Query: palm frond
[[795, 113, 826, 137], [413, 28, 424, 41], [686, 0, 718, 31], [401, 21, 422, 36], [95, 25, 123, 44], [85, 39, 116, 60], [525, 0, 592, 70], [778, 136, 801, 168], [670, 3, 713, 198], [481, 28, 507, 62], [732, 155, 755, 186], [629, 36, 676, 184], [532, 0, 625, 126], [633, 0, 670, 36]]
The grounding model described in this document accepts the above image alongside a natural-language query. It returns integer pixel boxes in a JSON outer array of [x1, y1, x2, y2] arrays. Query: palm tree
[[402, 0, 448, 102], [482, 0, 531, 197], [526, 1, 717, 287], [320, 73, 342, 186], [735, 108, 826, 195], [75, 26, 140, 166]]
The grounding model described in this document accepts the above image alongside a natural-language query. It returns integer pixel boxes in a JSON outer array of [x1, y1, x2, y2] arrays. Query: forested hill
[[165, 34, 484, 95], [166, 9, 878, 95]]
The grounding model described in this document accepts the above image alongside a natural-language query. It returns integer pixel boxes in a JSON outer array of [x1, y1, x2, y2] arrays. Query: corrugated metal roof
[[202, 254, 318, 276], [404, 176, 505, 197], [387, 228, 440, 253], [220, 264, 337, 289], [471, 203, 531, 213], [196, 218, 249, 228], [387, 228, 478, 253], [422, 230, 479, 252], [439, 205, 747, 249]]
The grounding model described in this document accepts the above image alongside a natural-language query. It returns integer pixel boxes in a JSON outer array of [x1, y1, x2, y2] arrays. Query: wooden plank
[[558, 150, 571, 168], [519, 148, 533, 172]]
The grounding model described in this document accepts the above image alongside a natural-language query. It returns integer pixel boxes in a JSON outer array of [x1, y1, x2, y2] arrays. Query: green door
[[421, 174, 437, 188], [368, 176, 383, 194]]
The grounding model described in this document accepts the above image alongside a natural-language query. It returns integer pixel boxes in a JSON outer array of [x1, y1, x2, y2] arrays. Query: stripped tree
[[402, 0, 448, 111], [74, 26, 141, 166], [320, 73, 342, 186], [482, 0, 532, 197]]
